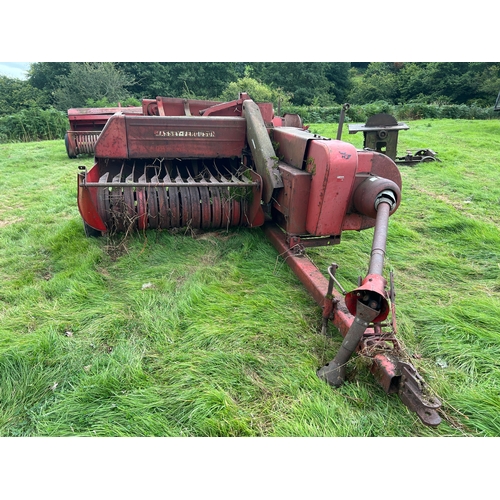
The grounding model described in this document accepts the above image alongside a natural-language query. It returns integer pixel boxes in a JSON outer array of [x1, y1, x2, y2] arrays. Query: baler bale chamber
[[77, 93, 442, 427], [65, 105, 143, 158]]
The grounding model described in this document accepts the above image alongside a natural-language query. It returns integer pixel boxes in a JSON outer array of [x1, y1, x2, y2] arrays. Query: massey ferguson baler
[[77, 93, 441, 426]]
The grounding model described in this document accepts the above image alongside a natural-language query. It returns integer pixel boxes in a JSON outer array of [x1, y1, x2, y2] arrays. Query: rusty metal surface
[[66, 106, 143, 158], [66, 131, 100, 157], [272, 163, 311, 235], [77, 168, 106, 232], [143, 94, 275, 122], [305, 139, 358, 236], [336, 103, 350, 140], [79, 160, 262, 233], [263, 220, 442, 426], [272, 127, 330, 170], [318, 299, 381, 387], [105, 115, 248, 160], [349, 113, 409, 162], [396, 149, 441, 165], [243, 99, 283, 202], [352, 176, 400, 219], [398, 361, 442, 426]]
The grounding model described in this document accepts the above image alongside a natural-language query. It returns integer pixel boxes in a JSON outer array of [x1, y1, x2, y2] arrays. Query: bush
[[219, 77, 292, 110], [84, 96, 142, 108], [280, 102, 500, 124], [0, 108, 68, 143]]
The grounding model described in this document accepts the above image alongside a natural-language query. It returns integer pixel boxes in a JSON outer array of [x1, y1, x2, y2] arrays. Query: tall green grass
[[1, 120, 499, 436], [0, 109, 68, 143]]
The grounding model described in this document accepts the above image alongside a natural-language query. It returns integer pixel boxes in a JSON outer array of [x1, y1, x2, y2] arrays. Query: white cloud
[[0, 62, 31, 80]]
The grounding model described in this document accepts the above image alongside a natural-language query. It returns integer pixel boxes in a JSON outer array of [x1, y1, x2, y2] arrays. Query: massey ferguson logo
[[154, 130, 216, 138]]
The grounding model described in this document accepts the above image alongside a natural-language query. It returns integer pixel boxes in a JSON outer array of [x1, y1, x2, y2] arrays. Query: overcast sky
[[0, 62, 31, 79]]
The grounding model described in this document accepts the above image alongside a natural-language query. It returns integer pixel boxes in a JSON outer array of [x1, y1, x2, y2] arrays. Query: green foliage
[[27, 63, 72, 108], [283, 101, 499, 124], [219, 77, 292, 108], [53, 62, 134, 110], [250, 62, 350, 105], [348, 62, 500, 107], [84, 96, 142, 108], [0, 76, 51, 116], [28, 63, 71, 93], [0, 108, 68, 143], [116, 62, 238, 100], [12, 62, 500, 115], [347, 62, 400, 104]]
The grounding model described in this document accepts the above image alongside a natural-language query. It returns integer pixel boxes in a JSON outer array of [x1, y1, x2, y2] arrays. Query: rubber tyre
[[84, 222, 102, 238], [65, 133, 77, 159]]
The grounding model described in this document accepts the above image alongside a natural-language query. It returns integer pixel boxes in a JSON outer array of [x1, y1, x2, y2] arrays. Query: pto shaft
[[368, 195, 393, 276], [317, 299, 381, 386], [318, 197, 394, 387]]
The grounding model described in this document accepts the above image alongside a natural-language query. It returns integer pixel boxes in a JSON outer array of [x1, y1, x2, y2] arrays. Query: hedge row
[[283, 101, 500, 123], [1, 102, 499, 143], [0, 108, 68, 143]]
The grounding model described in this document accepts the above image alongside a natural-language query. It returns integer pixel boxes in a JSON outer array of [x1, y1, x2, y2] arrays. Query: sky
[[0, 62, 31, 79]]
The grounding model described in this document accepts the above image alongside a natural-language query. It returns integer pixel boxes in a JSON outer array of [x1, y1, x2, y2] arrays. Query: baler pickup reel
[[77, 94, 441, 427]]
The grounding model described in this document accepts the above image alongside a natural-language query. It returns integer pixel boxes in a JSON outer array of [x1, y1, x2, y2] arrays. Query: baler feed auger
[[77, 94, 441, 427]]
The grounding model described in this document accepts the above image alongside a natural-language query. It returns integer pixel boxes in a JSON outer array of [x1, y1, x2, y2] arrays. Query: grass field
[[0, 119, 499, 439]]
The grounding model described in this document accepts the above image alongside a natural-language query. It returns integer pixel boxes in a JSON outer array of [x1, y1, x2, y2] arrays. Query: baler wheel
[[83, 221, 101, 237], [65, 133, 77, 159]]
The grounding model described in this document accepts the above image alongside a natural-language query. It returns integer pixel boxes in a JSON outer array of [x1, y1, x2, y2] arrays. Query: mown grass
[[1, 119, 499, 437]]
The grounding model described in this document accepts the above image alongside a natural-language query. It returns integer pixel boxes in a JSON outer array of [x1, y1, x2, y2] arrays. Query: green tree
[[250, 63, 348, 105], [324, 63, 351, 103], [0, 76, 50, 115], [117, 62, 238, 100], [27, 63, 72, 107], [53, 62, 134, 110], [169, 62, 238, 99], [474, 63, 500, 106], [28, 63, 71, 92], [350, 62, 500, 106], [115, 62, 173, 98], [347, 62, 400, 104], [219, 76, 291, 108]]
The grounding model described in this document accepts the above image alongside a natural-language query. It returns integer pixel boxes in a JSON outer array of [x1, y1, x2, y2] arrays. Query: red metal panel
[[273, 163, 311, 234], [272, 127, 317, 170], [77, 165, 106, 231], [341, 150, 402, 231], [157, 97, 219, 117], [94, 114, 129, 158], [124, 116, 247, 159], [144, 96, 274, 122], [68, 106, 142, 116], [68, 107, 143, 132], [305, 140, 358, 236]]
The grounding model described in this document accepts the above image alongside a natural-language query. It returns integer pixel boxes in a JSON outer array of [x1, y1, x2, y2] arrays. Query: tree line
[[1, 62, 499, 117]]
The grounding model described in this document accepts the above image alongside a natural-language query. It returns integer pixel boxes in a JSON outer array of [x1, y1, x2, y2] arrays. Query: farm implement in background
[[65, 105, 143, 158], [76, 94, 442, 427], [347, 113, 441, 166]]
